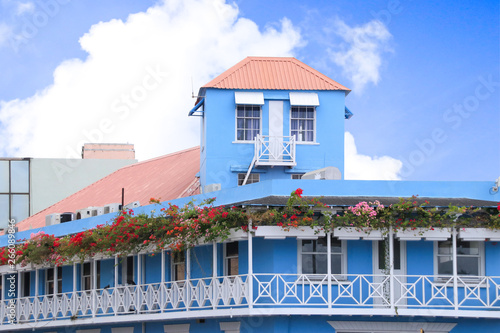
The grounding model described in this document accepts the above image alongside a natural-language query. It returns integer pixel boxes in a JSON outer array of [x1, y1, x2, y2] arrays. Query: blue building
[[0, 57, 499, 333]]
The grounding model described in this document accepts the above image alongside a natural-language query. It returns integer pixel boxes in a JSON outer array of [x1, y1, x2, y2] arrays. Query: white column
[[212, 241, 217, 279], [54, 266, 58, 294], [92, 260, 97, 318], [72, 263, 76, 316], [452, 228, 458, 310], [35, 269, 39, 319], [114, 256, 118, 287], [136, 254, 141, 313], [186, 248, 191, 311], [212, 241, 217, 310], [327, 232, 332, 308], [389, 229, 395, 311], [248, 219, 254, 309], [161, 250, 165, 313]]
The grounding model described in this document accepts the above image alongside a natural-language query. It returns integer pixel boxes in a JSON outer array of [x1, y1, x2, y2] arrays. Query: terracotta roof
[[18, 147, 200, 231], [202, 57, 350, 92]]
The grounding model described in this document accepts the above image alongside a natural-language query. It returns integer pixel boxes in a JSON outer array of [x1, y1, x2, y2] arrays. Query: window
[[236, 105, 261, 141], [436, 240, 484, 276], [172, 252, 185, 281], [224, 242, 239, 276], [237, 173, 259, 186], [22, 272, 30, 297], [291, 174, 303, 180], [0, 159, 30, 228], [299, 236, 345, 275], [291, 106, 315, 142], [46, 267, 62, 294], [82, 262, 101, 290], [122, 256, 135, 285]]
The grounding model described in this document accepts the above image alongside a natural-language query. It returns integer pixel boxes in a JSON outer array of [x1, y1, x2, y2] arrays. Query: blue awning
[[188, 97, 205, 116], [345, 106, 353, 119]]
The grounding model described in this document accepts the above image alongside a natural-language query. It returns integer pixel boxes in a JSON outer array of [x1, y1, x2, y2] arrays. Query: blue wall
[[201, 88, 346, 190]]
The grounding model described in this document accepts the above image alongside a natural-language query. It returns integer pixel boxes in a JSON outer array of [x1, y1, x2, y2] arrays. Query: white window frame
[[297, 236, 347, 279], [223, 242, 239, 276], [122, 256, 135, 285], [290, 174, 303, 180], [82, 261, 100, 291], [46, 267, 62, 295], [290, 106, 316, 144], [434, 240, 485, 278], [171, 251, 185, 282], [234, 104, 262, 143], [237, 173, 259, 186]]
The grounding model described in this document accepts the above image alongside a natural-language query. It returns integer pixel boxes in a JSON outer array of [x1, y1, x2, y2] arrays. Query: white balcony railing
[[254, 135, 296, 167], [2, 274, 500, 327]]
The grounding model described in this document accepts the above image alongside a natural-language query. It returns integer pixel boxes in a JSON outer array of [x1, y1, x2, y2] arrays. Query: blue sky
[[0, 0, 498, 182]]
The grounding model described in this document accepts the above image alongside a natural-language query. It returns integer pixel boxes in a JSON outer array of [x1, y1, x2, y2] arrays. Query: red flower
[[222, 212, 229, 218], [295, 188, 303, 198], [497, 202, 500, 211]]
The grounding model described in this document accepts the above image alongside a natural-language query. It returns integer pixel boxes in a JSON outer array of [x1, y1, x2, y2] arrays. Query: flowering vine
[[2, 191, 499, 267]]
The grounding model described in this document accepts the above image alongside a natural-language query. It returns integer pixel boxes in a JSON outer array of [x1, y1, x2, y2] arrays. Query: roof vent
[[204, 183, 221, 193]]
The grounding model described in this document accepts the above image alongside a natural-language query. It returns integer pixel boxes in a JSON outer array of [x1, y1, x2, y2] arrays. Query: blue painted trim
[[188, 97, 205, 116], [345, 106, 353, 119]]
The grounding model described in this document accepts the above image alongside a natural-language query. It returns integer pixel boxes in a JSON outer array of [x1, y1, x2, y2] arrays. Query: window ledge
[[232, 141, 255, 144], [433, 277, 488, 287], [295, 142, 319, 145]]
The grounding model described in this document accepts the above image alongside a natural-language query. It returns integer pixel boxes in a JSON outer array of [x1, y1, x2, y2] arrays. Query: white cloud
[[0, 23, 12, 47], [0, 0, 302, 160], [329, 19, 392, 92], [344, 132, 402, 180], [16, 2, 34, 15]]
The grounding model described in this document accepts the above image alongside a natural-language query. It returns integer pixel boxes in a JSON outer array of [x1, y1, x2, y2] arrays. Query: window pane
[[331, 239, 342, 253], [83, 263, 91, 276], [227, 242, 238, 257], [228, 258, 238, 275], [438, 256, 452, 275], [457, 241, 479, 255], [457, 257, 479, 275], [438, 241, 452, 255], [10, 161, 29, 193], [11, 194, 29, 222], [331, 254, 342, 274], [0, 195, 8, 227], [0, 161, 8, 192], [302, 253, 327, 274]]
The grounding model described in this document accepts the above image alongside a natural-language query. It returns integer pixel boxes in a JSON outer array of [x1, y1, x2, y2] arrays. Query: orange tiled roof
[[18, 147, 200, 231], [203, 57, 350, 92]]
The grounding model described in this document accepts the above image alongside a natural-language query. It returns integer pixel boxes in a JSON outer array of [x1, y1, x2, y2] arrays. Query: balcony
[[3, 273, 499, 329], [254, 135, 296, 167]]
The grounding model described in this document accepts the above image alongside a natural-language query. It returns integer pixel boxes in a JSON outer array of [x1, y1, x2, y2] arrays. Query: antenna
[[191, 77, 195, 98]]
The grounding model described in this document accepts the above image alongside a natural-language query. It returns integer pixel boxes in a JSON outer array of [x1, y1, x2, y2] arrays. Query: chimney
[[82, 143, 135, 159]]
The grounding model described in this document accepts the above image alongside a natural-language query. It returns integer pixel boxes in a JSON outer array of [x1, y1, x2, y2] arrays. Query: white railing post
[[248, 219, 253, 309], [35, 269, 39, 322], [327, 232, 332, 308], [136, 254, 141, 313], [16, 271, 20, 324], [389, 229, 395, 311], [212, 241, 217, 310], [186, 248, 191, 311], [114, 256, 118, 316], [92, 260, 96, 317], [161, 250, 165, 312], [72, 263, 77, 317], [452, 227, 458, 310]]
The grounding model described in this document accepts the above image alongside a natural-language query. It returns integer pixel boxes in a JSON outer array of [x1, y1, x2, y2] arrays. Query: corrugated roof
[[18, 147, 200, 232], [202, 57, 350, 92]]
